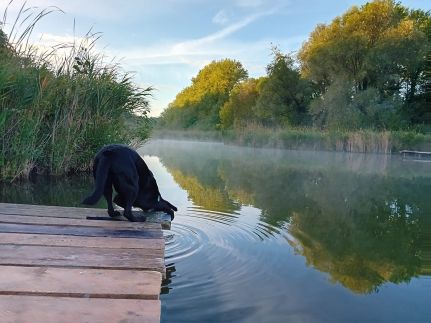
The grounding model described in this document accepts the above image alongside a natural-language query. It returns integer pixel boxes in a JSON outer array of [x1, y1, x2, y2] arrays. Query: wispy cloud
[[212, 10, 230, 26]]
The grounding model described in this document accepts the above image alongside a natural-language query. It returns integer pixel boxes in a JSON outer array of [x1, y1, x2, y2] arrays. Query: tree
[[161, 59, 248, 129], [253, 49, 313, 126], [219, 77, 265, 129], [310, 78, 404, 130], [298, 0, 430, 126]]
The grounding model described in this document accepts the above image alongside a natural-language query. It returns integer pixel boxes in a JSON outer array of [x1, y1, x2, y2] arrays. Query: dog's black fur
[[82, 144, 177, 221]]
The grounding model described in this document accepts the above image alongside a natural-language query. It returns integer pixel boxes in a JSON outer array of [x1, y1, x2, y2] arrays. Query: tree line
[[159, 0, 430, 132]]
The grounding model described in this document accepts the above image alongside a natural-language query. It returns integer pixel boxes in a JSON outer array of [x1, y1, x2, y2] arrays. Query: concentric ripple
[[163, 221, 207, 262], [161, 205, 291, 322], [163, 206, 283, 263]]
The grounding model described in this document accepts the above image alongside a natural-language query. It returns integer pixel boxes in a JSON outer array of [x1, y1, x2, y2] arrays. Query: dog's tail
[[82, 155, 111, 205]]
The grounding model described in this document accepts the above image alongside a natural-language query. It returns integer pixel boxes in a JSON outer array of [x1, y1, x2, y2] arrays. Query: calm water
[[1, 139, 430, 323]]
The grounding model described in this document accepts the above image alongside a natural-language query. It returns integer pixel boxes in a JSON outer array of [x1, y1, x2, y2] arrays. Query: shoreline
[[151, 129, 431, 154]]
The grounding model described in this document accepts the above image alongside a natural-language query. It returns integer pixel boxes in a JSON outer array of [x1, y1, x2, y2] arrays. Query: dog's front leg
[[123, 198, 137, 222]]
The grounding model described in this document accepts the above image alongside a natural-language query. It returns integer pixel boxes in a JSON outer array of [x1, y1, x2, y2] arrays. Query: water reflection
[[1, 140, 430, 322], [0, 175, 106, 208], [142, 140, 430, 294]]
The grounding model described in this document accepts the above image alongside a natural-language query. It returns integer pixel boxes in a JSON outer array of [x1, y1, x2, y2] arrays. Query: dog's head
[[114, 193, 177, 220], [153, 196, 178, 220]]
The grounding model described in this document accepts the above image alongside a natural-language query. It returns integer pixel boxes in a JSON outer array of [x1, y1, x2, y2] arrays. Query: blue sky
[[1, 0, 430, 116]]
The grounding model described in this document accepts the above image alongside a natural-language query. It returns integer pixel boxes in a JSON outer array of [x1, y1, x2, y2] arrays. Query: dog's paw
[[123, 212, 137, 222], [108, 210, 122, 218]]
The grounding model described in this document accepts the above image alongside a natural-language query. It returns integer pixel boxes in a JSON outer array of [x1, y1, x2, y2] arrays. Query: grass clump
[[0, 5, 152, 180], [220, 125, 429, 153]]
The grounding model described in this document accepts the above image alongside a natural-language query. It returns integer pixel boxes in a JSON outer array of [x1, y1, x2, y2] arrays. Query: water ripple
[[163, 206, 283, 268]]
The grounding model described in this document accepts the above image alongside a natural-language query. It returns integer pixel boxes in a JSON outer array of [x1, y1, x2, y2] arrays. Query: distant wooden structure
[[400, 150, 431, 161], [0, 202, 168, 323]]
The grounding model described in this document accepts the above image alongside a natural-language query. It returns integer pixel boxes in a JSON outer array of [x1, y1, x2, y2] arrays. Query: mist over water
[[141, 140, 431, 323], [1, 139, 430, 322]]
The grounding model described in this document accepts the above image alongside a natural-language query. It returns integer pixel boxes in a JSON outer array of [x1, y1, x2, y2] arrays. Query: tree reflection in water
[[1, 140, 429, 295], [144, 140, 430, 294]]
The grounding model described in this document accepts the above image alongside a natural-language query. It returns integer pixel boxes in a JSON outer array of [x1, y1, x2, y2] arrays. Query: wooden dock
[[400, 150, 431, 161], [0, 202, 166, 323]]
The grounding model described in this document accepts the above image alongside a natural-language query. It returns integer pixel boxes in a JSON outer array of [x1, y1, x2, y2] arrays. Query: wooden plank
[[0, 203, 165, 322], [0, 213, 160, 230], [0, 203, 171, 229], [0, 203, 104, 218], [400, 150, 431, 155], [0, 266, 161, 300], [0, 245, 165, 273], [0, 232, 164, 250], [0, 295, 160, 323], [0, 223, 163, 239]]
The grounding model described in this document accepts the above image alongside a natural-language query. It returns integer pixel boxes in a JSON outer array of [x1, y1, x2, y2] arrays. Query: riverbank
[[153, 128, 431, 154], [0, 23, 150, 181]]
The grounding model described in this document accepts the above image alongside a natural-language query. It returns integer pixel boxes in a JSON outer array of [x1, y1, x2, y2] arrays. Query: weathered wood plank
[[0, 232, 164, 250], [0, 245, 165, 273], [0, 266, 161, 300], [0, 202, 104, 218], [0, 213, 160, 230], [87, 212, 173, 230], [0, 202, 172, 228], [0, 295, 160, 323], [0, 202, 166, 322], [0, 223, 163, 239]]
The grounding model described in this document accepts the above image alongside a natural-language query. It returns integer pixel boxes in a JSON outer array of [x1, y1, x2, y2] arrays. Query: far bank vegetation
[[157, 0, 431, 153]]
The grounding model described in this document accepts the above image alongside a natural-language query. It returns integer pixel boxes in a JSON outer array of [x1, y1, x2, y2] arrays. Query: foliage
[[219, 77, 264, 129], [253, 49, 313, 127], [0, 8, 152, 180], [160, 1, 430, 133], [221, 125, 429, 153], [298, 0, 430, 127], [160, 59, 247, 130]]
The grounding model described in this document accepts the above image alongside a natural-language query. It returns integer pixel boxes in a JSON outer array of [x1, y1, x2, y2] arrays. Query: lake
[[1, 139, 430, 323]]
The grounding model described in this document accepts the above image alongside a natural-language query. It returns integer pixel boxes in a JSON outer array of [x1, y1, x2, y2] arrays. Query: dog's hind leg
[[104, 176, 121, 218]]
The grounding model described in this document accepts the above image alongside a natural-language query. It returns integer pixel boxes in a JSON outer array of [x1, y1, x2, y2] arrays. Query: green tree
[[161, 59, 248, 130], [253, 49, 313, 127], [298, 0, 431, 127], [219, 77, 265, 129]]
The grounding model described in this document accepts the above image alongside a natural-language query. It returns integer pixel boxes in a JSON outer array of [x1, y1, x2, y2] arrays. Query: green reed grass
[[222, 125, 429, 153], [0, 4, 152, 180]]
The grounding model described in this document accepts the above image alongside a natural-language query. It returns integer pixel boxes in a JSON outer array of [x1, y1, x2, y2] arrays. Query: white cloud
[[212, 10, 230, 26]]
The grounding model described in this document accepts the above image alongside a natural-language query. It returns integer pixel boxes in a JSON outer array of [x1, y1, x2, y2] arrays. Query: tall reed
[[221, 125, 428, 153], [0, 4, 152, 180]]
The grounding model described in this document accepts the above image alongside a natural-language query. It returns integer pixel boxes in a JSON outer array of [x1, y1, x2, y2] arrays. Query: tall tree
[[219, 77, 265, 129], [253, 49, 313, 126], [298, 0, 431, 126], [161, 59, 248, 129]]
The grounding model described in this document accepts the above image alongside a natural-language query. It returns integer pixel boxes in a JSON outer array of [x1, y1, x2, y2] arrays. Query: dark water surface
[[1, 139, 430, 323]]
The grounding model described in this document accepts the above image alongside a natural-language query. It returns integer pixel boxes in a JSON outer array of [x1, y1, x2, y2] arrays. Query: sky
[[1, 0, 430, 116]]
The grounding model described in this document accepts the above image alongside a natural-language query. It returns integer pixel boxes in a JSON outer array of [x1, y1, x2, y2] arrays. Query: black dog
[[82, 144, 177, 221]]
